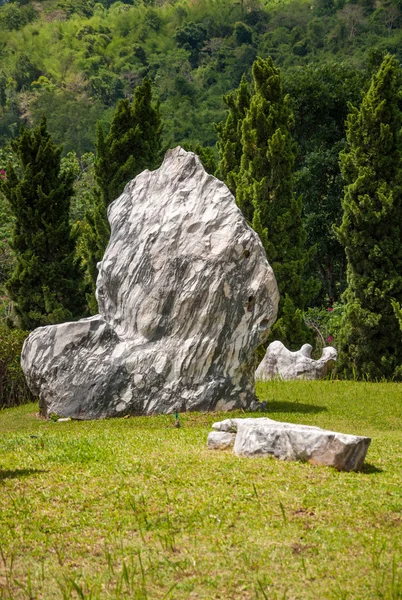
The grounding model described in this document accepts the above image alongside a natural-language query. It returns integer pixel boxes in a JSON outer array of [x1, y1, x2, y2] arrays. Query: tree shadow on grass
[[256, 401, 328, 414], [361, 462, 383, 474], [0, 469, 47, 481]]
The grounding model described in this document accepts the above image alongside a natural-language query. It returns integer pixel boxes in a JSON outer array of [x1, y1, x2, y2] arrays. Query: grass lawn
[[0, 380, 402, 599]]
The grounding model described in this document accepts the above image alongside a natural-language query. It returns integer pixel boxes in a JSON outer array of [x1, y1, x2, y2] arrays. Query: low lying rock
[[211, 417, 276, 432], [255, 341, 337, 381], [208, 417, 370, 471], [207, 431, 236, 450]]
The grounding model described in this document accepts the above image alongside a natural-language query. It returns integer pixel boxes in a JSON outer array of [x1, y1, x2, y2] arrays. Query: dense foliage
[[286, 64, 367, 304], [336, 54, 402, 380], [0, 0, 401, 381], [0, 325, 33, 408], [218, 57, 314, 348], [1, 118, 87, 329], [0, 0, 400, 153], [216, 75, 250, 195]]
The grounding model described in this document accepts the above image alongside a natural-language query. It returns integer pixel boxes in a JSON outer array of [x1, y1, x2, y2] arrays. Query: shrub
[[0, 325, 33, 409], [304, 303, 345, 357]]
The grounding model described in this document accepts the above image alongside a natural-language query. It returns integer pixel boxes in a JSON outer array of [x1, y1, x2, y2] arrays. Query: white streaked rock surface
[[211, 417, 277, 432], [209, 417, 371, 471], [255, 341, 337, 381], [21, 147, 279, 419]]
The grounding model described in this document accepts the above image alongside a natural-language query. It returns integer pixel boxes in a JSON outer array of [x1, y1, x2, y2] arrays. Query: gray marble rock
[[207, 431, 236, 450], [21, 147, 279, 419], [211, 417, 277, 432], [255, 341, 337, 381], [209, 417, 370, 471]]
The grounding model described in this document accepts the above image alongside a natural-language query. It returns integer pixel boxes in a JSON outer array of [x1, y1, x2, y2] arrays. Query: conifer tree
[[1, 118, 86, 330], [83, 78, 162, 312], [235, 57, 314, 349], [216, 75, 250, 195], [336, 54, 402, 380]]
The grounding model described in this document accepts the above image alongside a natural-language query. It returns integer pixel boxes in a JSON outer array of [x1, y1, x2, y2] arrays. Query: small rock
[[234, 419, 370, 471], [248, 399, 268, 412], [209, 417, 371, 471], [57, 417, 71, 422], [255, 341, 337, 381], [207, 431, 236, 450], [212, 417, 276, 432]]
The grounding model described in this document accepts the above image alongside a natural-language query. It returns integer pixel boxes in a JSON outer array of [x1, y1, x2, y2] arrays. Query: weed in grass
[[0, 546, 15, 598], [13, 572, 34, 599], [157, 528, 177, 554], [55, 575, 74, 600], [129, 495, 149, 543], [256, 578, 270, 600], [113, 550, 149, 599], [279, 501, 288, 525], [256, 577, 288, 600], [161, 582, 179, 599], [52, 538, 66, 567], [372, 533, 387, 570], [103, 543, 114, 575], [332, 583, 350, 599], [373, 547, 402, 599], [389, 556, 402, 600]]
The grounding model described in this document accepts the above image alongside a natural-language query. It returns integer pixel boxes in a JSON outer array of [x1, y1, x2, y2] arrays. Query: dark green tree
[[215, 74, 250, 195], [14, 54, 42, 92], [175, 22, 208, 68], [285, 64, 366, 304], [84, 78, 162, 312], [336, 54, 402, 380], [235, 57, 315, 349], [1, 117, 86, 330]]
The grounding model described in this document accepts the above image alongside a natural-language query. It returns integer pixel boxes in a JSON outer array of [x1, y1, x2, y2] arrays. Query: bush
[[0, 326, 33, 409], [304, 303, 345, 357]]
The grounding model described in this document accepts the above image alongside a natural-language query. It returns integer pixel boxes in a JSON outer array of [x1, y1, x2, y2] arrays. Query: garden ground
[[0, 380, 401, 599]]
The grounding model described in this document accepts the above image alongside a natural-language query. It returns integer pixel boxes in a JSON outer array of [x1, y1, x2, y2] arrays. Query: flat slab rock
[[21, 148, 279, 419], [255, 341, 337, 381], [208, 418, 371, 471]]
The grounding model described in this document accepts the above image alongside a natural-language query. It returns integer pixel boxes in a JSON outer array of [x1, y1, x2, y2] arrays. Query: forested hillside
[[1, 0, 402, 394], [0, 0, 400, 152]]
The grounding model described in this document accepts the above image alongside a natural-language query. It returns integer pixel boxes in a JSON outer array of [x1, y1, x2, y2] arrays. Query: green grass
[[1, 381, 402, 599]]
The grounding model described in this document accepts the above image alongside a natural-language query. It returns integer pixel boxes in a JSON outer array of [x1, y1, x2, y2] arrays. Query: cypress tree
[[216, 75, 250, 195], [95, 78, 162, 209], [235, 57, 313, 349], [1, 117, 86, 330], [83, 78, 162, 312], [336, 54, 402, 380]]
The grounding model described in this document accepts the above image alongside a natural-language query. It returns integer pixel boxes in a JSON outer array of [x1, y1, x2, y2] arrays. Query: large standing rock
[[255, 341, 337, 381], [209, 418, 371, 471], [21, 148, 279, 419]]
